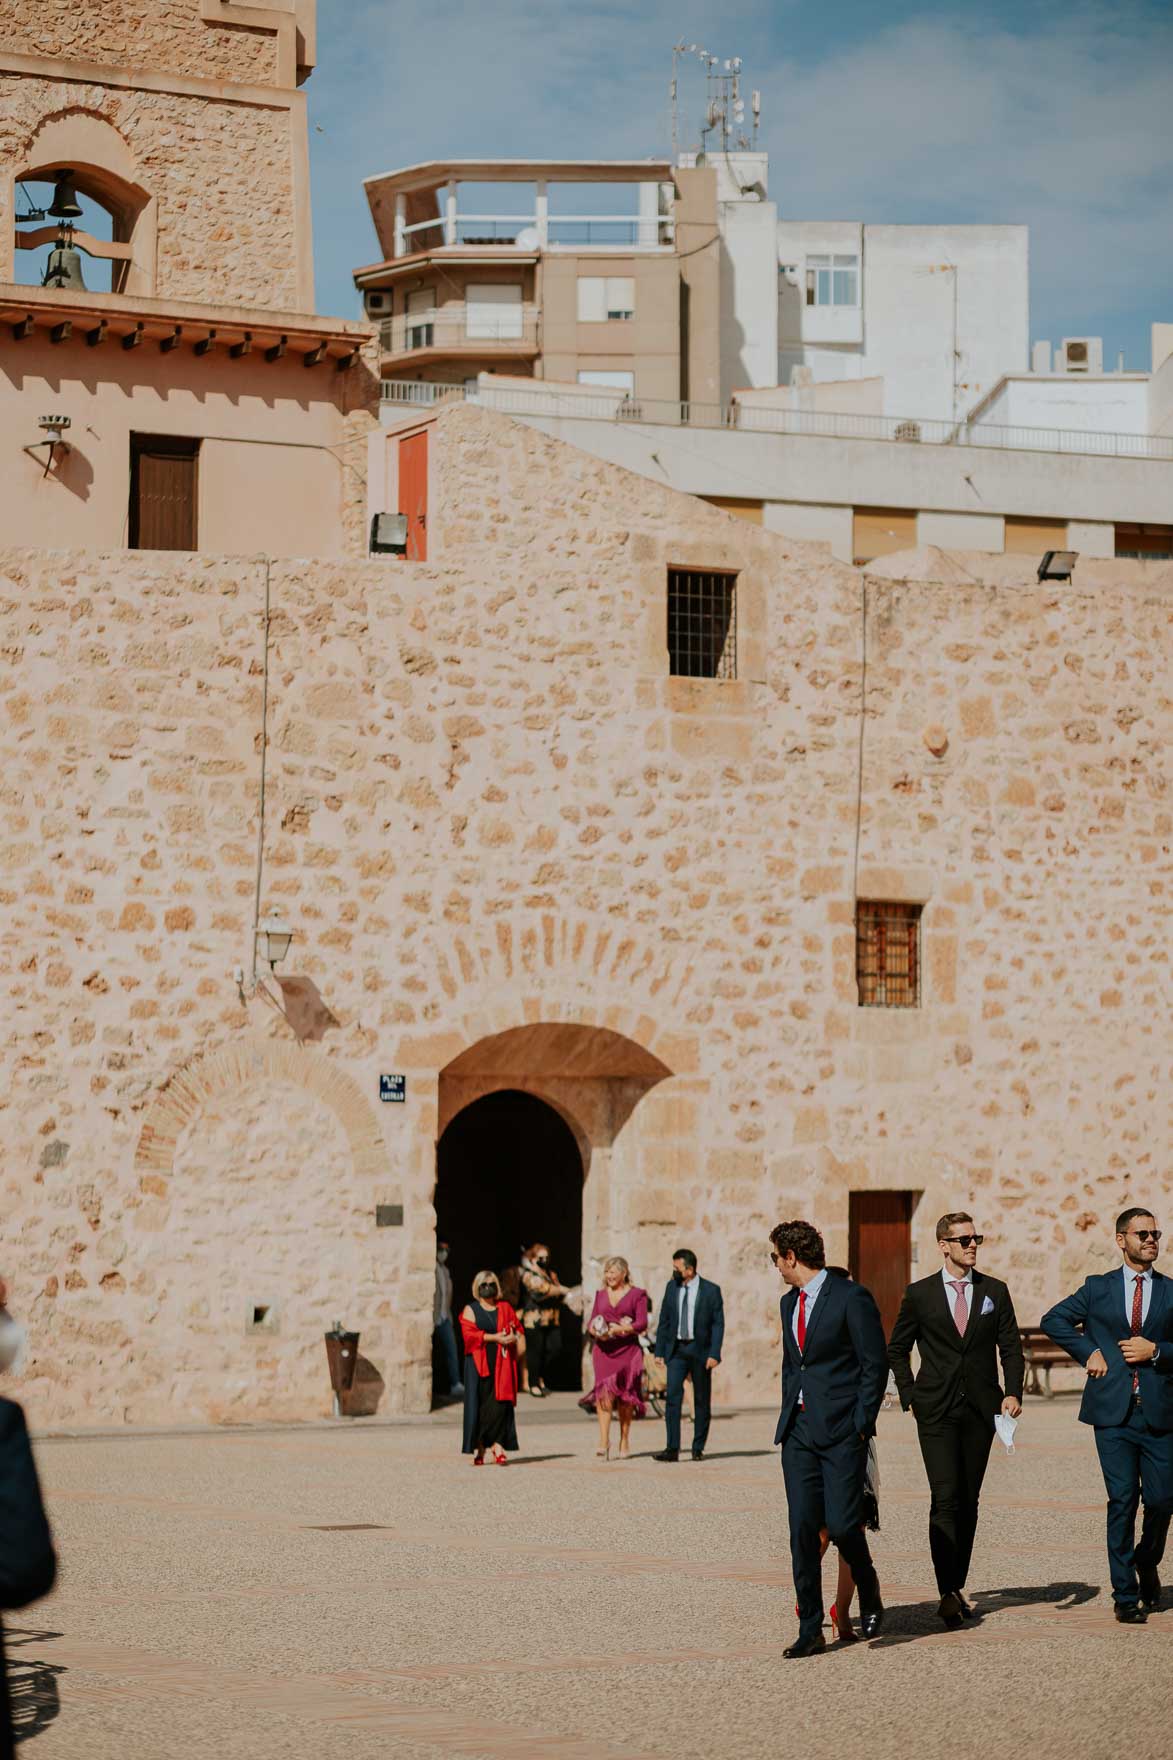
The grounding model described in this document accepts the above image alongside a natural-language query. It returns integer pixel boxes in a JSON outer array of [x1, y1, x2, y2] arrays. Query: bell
[[42, 244, 87, 291], [48, 170, 83, 220]]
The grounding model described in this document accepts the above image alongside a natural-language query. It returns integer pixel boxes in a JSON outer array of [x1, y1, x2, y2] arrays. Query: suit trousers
[[524, 1323, 562, 1387], [781, 1409, 879, 1640], [1093, 1400, 1173, 1604], [665, 1347, 711, 1453], [915, 1401, 995, 1595]]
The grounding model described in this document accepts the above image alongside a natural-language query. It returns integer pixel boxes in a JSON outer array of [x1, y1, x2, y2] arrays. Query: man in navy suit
[[653, 1249, 724, 1461], [772, 1219, 888, 1656], [1041, 1206, 1173, 1623]]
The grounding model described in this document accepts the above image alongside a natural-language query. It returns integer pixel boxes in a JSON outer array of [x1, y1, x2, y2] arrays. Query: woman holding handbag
[[459, 1271, 524, 1464]]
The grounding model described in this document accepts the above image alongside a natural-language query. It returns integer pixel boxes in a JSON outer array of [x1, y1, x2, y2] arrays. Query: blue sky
[[309, 0, 1172, 372]]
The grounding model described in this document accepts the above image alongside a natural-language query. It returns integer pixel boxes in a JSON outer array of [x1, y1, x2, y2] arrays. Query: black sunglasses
[[1130, 1229, 1162, 1243], [946, 1234, 984, 1248]]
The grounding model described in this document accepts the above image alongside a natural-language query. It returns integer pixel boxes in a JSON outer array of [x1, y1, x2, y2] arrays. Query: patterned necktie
[[797, 1288, 807, 1352], [950, 1280, 968, 1336], [1131, 1274, 1144, 1393]]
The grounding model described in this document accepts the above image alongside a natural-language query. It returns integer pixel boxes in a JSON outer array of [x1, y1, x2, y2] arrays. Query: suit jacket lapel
[[934, 1271, 964, 1347], [960, 1271, 985, 1349], [799, 1274, 836, 1355], [1143, 1270, 1168, 1341]]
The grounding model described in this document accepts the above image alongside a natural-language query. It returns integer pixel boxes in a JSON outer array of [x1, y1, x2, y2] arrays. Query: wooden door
[[849, 1190, 913, 1340], [129, 436, 198, 551], [398, 431, 428, 560]]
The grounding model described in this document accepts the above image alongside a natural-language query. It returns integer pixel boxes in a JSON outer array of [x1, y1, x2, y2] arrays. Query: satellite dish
[[514, 226, 539, 250]]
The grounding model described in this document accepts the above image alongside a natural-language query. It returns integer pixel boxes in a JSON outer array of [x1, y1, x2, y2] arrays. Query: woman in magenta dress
[[580, 1256, 648, 1460]]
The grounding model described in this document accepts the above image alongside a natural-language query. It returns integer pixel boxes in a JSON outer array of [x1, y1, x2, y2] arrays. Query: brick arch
[[134, 1041, 388, 1182]]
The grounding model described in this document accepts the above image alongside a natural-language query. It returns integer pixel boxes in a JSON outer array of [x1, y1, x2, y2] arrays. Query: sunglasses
[[1129, 1230, 1162, 1243], [769, 1251, 784, 1265], [946, 1234, 984, 1248]]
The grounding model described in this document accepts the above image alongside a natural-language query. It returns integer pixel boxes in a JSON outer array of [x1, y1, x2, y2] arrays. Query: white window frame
[[805, 254, 859, 308], [577, 276, 635, 322]]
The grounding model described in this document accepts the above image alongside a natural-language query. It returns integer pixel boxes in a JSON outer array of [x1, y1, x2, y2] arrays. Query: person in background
[[433, 1241, 463, 1399], [520, 1242, 566, 1398], [459, 1270, 523, 1465], [652, 1248, 724, 1462], [580, 1256, 649, 1460], [0, 1278, 58, 1757]]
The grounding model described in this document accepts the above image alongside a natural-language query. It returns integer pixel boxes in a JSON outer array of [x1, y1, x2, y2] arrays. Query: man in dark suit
[[653, 1248, 724, 1461], [888, 1211, 1024, 1628], [0, 1393, 58, 1759], [772, 1219, 888, 1656], [1041, 1205, 1173, 1623]]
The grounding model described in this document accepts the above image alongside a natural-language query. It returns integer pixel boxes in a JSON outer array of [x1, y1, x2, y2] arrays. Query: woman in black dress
[[459, 1271, 523, 1464]]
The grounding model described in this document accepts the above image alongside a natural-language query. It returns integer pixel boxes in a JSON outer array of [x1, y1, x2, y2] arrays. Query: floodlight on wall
[[256, 906, 293, 972], [1037, 550, 1078, 582]]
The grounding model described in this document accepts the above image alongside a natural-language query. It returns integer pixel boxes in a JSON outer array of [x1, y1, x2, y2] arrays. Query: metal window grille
[[856, 901, 922, 1007], [667, 568, 737, 679]]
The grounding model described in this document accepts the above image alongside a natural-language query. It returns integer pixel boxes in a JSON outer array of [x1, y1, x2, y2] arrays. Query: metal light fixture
[[256, 906, 293, 972], [1037, 550, 1078, 582]]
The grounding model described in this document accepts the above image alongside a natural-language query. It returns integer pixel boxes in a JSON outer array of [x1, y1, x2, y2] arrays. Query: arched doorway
[[435, 1089, 584, 1399]]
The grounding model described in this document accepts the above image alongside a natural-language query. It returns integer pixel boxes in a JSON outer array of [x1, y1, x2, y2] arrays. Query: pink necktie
[[950, 1280, 968, 1336]]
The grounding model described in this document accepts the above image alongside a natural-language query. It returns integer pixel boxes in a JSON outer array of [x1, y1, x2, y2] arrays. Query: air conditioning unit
[[363, 290, 392, 317], [1057, 337, 1102, 374], [894, 420, 921, 442]]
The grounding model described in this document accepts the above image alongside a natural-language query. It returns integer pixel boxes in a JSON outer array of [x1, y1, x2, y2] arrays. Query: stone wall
[[1, 403, 1170, 1428], [0, 2, 279, 85]]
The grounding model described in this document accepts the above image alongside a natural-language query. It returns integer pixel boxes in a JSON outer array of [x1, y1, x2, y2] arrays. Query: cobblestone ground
[[15, 1396, 1173, 1759]]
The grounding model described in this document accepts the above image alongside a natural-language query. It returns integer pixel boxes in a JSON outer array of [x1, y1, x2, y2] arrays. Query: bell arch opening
[[11, 116, 155, 292]]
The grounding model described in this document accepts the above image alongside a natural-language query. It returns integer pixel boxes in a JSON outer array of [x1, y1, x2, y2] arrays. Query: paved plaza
[[14, 1395, 1173, 1759]]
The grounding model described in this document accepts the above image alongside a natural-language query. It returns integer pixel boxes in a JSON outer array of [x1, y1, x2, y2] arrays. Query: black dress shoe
[[955, 1593, 976, 1621], [859, 1601, 884, 1639], [690, 1450, 705, 1461], [652, 1448, 679, 1462], [938, 1592, 965, 1630], [782, 1632, 827, 1659], [1138, 1568, 1162, 1612], [1114, 1603, 1147, 1625]]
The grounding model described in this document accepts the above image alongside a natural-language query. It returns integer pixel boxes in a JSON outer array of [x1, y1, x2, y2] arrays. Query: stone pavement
[[15, 1395, 1173, 1759]]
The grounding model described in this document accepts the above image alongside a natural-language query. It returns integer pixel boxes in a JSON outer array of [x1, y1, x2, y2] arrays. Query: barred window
[[667, 568, 737, 680], [856, 901, 922, 1007]]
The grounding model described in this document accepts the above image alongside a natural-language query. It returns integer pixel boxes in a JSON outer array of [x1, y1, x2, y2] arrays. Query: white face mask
[[0, 1313, 27, 1375], [437, 1249, 448, 1265]]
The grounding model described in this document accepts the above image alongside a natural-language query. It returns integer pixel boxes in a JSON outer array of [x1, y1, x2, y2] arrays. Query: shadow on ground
[[869, 1580, 1101, 1647], [5, 1627, 64, 1745]]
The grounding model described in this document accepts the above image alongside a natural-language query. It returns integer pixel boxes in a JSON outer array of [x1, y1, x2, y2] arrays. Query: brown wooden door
[[849, 1190, 913, 1340], [398, 430, 428, 560], [130, 436, 199, 551]]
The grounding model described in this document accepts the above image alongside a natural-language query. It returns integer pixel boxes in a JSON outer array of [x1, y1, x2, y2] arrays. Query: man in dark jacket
[[653, 1249, 724, 1461], [888, 1211, 1024, 1627], [773, 1219, 888, 1656], [0, 1394, 58, 1759]]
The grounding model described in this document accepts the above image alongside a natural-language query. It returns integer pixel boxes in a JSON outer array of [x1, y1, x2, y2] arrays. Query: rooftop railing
[[380, 377, 1173, 463], [378, 307, 541, 356], [396, 213, 673, 254]]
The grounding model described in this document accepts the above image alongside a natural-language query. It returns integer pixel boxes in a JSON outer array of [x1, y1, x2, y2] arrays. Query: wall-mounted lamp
[[255, 906, 293, 974], [1037, 549, 1078, 582], [34, 413, 71, 476]]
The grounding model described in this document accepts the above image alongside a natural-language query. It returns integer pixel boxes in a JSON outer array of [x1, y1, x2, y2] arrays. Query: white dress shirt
[[941, 1265, 974, 1318], [1123, 1264, 1153, 1325], [677, 1276, 699, 1339], [791, 1267, 829, 1348]]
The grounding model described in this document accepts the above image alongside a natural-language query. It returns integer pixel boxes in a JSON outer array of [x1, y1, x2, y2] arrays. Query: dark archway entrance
[[435, 1089, 583, 1401]]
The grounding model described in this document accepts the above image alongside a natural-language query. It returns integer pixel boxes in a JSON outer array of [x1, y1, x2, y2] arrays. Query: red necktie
[[797, 1288, 807, 1352], [1131, 1274, 1144, 1393]]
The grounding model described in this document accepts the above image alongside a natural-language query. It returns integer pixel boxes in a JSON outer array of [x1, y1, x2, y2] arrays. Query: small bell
[[48, 170, 83, 220], [42, 243, 87, 291]]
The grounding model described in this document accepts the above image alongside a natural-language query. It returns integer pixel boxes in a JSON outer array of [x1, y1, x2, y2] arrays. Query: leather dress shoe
[[782, 1632, 827, 1659], [1138, 1568, 1162, 1613], [938, 1592, 965, 1630], [652, 1448, 679, 1462], [1114, 1603, 1147, 1625], [858, 1600, 884, 1639], [690, 1450, 705, 1461]]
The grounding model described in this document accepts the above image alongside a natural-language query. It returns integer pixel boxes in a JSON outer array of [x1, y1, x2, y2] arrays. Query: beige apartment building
[[354, 158, 722, 405]]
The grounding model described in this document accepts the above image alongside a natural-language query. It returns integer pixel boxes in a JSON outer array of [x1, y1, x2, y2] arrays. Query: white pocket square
[[981, 1295, 995, 1316]]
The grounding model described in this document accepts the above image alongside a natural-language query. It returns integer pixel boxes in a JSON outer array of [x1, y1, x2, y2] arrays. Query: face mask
[[0, 1313, 27, 1375], [536, 1255, 549, 1268], [672, 1268, 684, 1286], [477, 1283, 498, 1301], [437, 1248, 448, 1264]]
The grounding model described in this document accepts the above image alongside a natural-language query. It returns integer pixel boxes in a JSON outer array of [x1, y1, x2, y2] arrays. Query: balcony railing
[[378, 306, 541, 357], [396, 213, 674, 255], [380, 377, 1173, 464]]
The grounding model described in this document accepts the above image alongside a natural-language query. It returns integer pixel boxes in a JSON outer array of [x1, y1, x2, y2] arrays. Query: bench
[[1021, 1327, 1071, 1398]]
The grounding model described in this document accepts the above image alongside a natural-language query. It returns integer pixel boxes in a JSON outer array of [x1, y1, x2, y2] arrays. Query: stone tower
[[0, 1, 318, 309]]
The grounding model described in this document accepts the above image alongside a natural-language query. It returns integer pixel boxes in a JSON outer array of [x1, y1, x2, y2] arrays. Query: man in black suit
[[653, 1248, 724, 1461], [1041, 1206, 1173, 1623], [0, 1393, 58, 1758], [888, 1211, 1024, 1627], [772, 1219, 888, 1656]]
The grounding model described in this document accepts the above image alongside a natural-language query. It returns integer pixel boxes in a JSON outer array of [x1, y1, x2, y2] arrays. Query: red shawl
[[460, 1300, 522, 1405]]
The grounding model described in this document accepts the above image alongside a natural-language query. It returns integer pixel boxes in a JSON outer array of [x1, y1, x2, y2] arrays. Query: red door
[[399, 430, 428, 560], [849, 1190, 913, 1341]]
